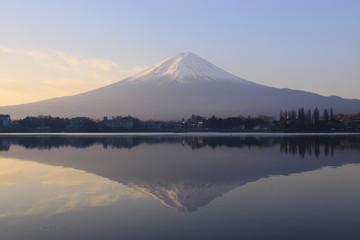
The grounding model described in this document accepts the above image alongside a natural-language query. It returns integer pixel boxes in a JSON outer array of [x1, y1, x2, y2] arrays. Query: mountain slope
[[1, 52, 359, 119]]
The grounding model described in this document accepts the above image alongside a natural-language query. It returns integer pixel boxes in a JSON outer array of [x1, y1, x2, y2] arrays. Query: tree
[[305, 109, 312, 126], [283, 111, 288, 128], [279, 111, 286, 129], [288, 110, 297, 129], [297, 107, 305, 129], [204, 115, 219, 129], [188, 114, 205, 124], [329, 108, 334, 121], [313, 107, 320, 126], [323, 108, 329, 122]]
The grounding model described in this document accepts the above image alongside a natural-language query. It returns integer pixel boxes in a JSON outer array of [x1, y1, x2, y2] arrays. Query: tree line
[[278, 107, 339, 131], [0, 108, 359, 132], [187, 114, 273, 130]]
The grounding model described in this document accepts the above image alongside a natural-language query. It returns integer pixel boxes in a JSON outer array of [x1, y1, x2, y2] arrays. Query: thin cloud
[[50, 50, 121, 71], [0, 47, 51, 62], [0, 46, 147, 105], [0, 46, 134, 73]]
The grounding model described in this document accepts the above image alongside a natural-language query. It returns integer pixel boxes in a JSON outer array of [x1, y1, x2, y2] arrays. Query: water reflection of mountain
[[1, 135, 360, 157], [1, 135, 359, 212]]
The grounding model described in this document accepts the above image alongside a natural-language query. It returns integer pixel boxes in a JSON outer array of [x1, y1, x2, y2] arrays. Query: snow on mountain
[[0, 52, 359, 119], [118, 52, 254, 85], [127, 181, 242, 212]]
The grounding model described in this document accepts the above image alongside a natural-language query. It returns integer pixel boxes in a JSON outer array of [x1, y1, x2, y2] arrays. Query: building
[[0, 114, 11, 127], [103, 117, 134, 129], [347, 117, 360, 129], [69, 117, 91, 128], [145, 121, 183, 130]]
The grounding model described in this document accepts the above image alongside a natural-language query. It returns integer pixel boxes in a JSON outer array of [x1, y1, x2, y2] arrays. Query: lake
[[0, 134, 359, 240]]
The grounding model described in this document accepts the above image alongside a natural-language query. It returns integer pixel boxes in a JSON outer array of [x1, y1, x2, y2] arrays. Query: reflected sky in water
[[0, 134, 359, 240], [0, 157, 143, 219]]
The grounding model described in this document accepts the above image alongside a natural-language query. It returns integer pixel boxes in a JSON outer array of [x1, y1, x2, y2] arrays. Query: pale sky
[[1, 0, 359, 106]]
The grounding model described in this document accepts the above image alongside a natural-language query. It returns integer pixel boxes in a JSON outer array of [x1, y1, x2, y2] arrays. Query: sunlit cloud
[[0, 46, 147, 105], [0, 47, 51, 62], [0, 46, 123, 72], [49, 49, 121, 71]]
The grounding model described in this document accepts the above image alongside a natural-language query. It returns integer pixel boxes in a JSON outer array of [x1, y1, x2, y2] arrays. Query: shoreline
[[1, 132, 360, 137]]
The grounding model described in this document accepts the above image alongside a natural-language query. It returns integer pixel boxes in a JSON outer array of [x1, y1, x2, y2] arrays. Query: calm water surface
[[0, 134, 359, 240]]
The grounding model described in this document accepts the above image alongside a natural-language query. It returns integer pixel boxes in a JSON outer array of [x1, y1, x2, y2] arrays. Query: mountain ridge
[[0, 52, 359, 120]]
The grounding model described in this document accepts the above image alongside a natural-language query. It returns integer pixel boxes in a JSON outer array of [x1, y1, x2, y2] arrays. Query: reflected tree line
[[0, 135, 359, 158], [279, 137, 338, 158]]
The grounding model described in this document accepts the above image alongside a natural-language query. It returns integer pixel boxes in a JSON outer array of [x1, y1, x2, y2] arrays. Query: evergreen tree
[[313, 107, 320, 125], [305, 109, 312, 126], [323, 108, 329, 122], [283, 110, 288, 128], [279, 111, 286, 129], [279, 111, 283, 125], [297, 107, 305, 129], [329, 108, 334, 121], [288, 110, 297, 129]]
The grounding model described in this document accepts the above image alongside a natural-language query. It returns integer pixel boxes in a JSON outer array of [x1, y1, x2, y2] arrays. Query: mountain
[[1, 52, 359, 119]]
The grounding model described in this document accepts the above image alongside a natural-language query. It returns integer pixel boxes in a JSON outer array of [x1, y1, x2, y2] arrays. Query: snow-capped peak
[[122, 52, 252, 84]]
